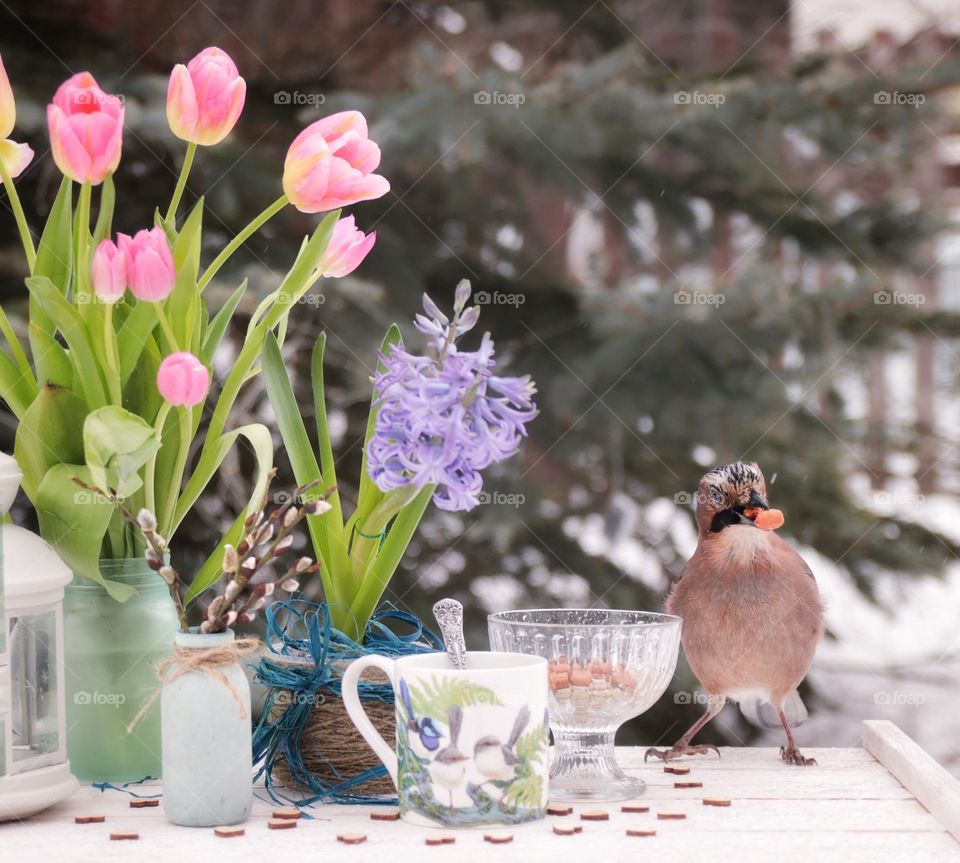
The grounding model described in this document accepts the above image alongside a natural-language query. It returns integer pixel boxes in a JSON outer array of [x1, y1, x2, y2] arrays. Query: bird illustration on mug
[[647, 462, 825, 767], [430, 705, 469, 808], [399, 678, 443, 759], [473, 704, 530, 787]]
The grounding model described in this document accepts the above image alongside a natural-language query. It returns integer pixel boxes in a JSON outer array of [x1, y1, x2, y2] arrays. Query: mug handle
[[342, 654, 398, 787]]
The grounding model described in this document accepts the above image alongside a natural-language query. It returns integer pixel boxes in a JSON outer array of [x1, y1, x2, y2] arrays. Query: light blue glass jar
[[63, 559, 179, 782]]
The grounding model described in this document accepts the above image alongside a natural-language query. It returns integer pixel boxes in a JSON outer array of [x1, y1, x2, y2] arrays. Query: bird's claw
[[644, 743, 721, 763], [780, 745, 816, 766]]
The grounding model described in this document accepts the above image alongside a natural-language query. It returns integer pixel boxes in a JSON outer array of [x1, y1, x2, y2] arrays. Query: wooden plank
[[863, 719, 960, 843], [621, 746, 878, 770]]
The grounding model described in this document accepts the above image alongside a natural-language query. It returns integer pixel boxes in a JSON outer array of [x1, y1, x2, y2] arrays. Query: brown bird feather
[[648, 462, 825, 766]]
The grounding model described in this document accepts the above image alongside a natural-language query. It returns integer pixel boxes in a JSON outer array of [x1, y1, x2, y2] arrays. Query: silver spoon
[[432, 598, 467, 669]]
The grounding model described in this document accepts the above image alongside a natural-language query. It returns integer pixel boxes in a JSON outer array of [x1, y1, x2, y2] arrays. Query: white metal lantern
[[0, 452, 77, 820]]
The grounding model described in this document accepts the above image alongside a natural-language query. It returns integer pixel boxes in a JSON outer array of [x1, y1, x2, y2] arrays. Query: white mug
[[342, 651, 549, 828]]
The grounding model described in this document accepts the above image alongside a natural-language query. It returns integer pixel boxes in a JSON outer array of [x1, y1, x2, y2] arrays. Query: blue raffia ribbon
[[91, 776, 162, 798], [252, 600, 442, 807]]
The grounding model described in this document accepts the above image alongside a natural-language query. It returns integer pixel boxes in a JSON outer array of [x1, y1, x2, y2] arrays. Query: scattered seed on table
[[272, 807, 301, 820], [621, 804, 649, 814], [74, 815, 105, 824], [129, 799, 159, 808], [338, 833, 368, 845], [110, 830, 139, 840], [214, 825, 245, 838], [626, 829, 657, 837], [657, 812, 687, 820], [484, 832, 514, 844], [547, 805, 574, 816], [703, 797, 732, 807], [553, 822, 582, 836], [664, 766, 690, 775], [580, 809, 609, 821], [268, 818, 298, 830], [425, 835, 456, 846], [675, 781, 703, 789], [370, 810, 401, 821]]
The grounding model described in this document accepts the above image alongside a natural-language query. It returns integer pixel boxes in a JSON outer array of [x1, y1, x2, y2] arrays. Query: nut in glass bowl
[[488, 609, 681, 801]]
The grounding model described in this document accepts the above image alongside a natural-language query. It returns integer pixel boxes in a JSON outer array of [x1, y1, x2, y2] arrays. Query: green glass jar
[[63, 559, 179, 783]]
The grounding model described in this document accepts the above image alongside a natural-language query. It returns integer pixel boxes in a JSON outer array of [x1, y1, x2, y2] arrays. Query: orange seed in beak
[[753, 508, 784, 531]]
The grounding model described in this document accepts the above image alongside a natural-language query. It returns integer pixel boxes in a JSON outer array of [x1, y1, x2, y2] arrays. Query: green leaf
[[13, 384, 85, 502], [36, 464, 137, 601], [201, 280, 246, 364], [273, 211, 339, 309], [501, 774, 544, 809], [29, 321, 72, 388], [0, 305, 34, 387], [83, 406, 161, 497], [167, 198, 204, 352], [348, 324, 402, 537], [0, 348, 36, 418], [181, 423, 274, 603], [262, 331, 343, 606], [25, 276, 106, 410], [116, 300, 159, 387], [92, 175, 115, 245], [514, 724, 548, 765], [341, 484, 434, 638], [34, 176, 73, 295], [407, 676, 503, 720]]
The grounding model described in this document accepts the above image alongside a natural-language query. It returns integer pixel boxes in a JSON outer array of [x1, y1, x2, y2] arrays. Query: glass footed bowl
[[488, 609, 681, 802]]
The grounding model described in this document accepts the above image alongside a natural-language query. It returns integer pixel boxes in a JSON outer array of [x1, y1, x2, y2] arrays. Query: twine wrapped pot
[[268, 660, 395, 798]]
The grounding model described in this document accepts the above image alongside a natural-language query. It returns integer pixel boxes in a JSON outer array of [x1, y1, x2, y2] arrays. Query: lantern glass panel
[[10, 611, 59, 762]]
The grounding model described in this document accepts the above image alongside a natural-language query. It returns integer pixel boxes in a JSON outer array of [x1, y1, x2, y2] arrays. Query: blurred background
[[2, 0, 960, 768]]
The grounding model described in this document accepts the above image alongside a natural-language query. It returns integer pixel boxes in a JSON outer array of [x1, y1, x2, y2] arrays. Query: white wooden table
[[2, 721, 958, 862]]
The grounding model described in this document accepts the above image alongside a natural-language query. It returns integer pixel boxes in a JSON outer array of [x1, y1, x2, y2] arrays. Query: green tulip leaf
[[36, 464, 137, 601], [83, 406, 161, 498]]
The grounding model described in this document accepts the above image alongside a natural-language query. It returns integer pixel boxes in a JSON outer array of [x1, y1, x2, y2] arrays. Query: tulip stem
[[0, 155, 36, 272], [153, 302, 180, 352], [145, 401, 172, 519], [103, 302, 123, 404], [161, 406, 193, 536], [165, 141, 197, 226], [75, 182, 92, 305], [197, 194, 288, 292]]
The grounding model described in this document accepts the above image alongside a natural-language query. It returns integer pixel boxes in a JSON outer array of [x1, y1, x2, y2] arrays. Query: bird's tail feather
[[737, 690, 807, 729]]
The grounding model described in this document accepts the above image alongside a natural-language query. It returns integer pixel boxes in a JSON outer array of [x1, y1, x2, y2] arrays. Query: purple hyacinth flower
[[366, 282, 537, 511]]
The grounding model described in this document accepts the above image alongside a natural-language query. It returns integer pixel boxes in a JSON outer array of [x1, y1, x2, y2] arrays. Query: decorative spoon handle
[[432, 598, 467, 669]]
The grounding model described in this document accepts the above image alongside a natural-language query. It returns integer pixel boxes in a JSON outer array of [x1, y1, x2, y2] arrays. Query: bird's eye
[[708, 488, 724, 507]]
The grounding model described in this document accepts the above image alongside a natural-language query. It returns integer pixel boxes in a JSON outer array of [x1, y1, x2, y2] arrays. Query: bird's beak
[[747, 491, 769, 510]]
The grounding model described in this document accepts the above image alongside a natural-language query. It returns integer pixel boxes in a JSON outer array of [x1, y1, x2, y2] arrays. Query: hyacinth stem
[[165, 141, 197, 225], [196, 193, 288, 292], [0, 154, 36, 271]]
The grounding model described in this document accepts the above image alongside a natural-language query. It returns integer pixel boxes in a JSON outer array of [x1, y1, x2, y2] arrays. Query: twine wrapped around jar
[[128, 636, 262, 732]]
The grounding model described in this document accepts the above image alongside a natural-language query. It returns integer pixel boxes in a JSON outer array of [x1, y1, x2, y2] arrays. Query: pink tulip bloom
[[0, 54, 16, 138], [118, 227, 176, 302], [167, 47, 246, 146], [283, 110, 389, 213], [91, 238, 127, 303], [318, 215, 376, 277], [0, 139, 32, 178], [46, 72, 124, 185], [157, 352, 210, 407]]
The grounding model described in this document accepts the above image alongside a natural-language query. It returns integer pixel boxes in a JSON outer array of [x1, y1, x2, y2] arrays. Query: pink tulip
[[91, 238, 127, 303], [0, 54, 15, 139], [283, 110, 389, 213], [118, 227, 175, 302], [157, 352, 210, 407], [46, 72, 124, 185], [317, 215, 376, 277], [167, 47, 246, 146], [0, 139, 32, 178]]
